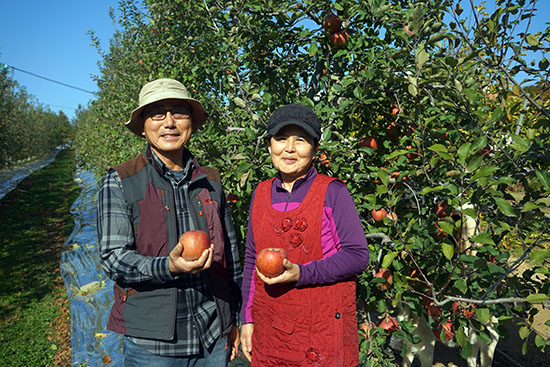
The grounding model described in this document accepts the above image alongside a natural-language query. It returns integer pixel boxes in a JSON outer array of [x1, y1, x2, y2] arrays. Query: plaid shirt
[[97, 148, 242, 356]]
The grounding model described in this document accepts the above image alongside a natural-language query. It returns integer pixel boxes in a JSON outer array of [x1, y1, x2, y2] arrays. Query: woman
[[240, 104, 369, 366]]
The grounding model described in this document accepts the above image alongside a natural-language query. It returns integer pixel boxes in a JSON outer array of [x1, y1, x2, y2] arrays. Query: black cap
[[267, 104, 321, 142]]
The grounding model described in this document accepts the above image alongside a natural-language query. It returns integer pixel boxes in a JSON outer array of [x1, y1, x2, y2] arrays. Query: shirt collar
[[147, 144, 195, 182], [274, 165, 317, 192]]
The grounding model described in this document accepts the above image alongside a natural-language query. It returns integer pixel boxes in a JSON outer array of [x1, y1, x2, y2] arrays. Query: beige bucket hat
[[125, 78, 209, 137]]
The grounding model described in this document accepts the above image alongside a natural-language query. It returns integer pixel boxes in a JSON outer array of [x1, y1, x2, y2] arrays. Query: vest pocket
[[252, 304, 308, 364]]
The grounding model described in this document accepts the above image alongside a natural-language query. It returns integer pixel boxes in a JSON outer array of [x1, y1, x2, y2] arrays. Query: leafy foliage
[[0, 66, 73, 168], [74, 0, 550, 364]]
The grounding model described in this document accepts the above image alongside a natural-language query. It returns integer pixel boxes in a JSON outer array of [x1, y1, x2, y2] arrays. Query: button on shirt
[[98, 149, 222, 356]]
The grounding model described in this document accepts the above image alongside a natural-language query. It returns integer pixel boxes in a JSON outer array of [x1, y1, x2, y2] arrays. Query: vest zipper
[[284, 190, 292, 212]]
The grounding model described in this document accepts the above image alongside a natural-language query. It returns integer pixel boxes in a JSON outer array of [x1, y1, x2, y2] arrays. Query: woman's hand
[[256, 258, 300, 285], [168, 243, 213, 275], [240, 323, 254, 362]]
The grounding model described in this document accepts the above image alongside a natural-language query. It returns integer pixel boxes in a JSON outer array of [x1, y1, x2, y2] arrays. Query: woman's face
[[268, 124, 319, 184]]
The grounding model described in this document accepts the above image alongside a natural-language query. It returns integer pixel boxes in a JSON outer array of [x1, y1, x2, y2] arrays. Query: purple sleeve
[[240, 190, 257, 324], [296, 180, 369, 286]]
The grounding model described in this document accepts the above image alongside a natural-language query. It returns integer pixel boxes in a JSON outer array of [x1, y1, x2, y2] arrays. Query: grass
[[0, 149, 80, 366]]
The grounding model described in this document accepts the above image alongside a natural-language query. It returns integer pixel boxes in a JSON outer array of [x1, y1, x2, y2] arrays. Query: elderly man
[[97, 78, 242, 366]]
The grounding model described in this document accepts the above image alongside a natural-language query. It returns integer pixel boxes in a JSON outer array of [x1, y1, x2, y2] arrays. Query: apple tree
[[73, 0, 550, 365]]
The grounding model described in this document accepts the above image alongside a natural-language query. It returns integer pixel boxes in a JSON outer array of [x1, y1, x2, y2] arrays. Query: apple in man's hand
[[256, 248, 287, 278], [179, 230, 210, 261]]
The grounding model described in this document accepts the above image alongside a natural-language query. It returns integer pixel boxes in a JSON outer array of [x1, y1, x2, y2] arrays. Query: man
[[97, 78, 242, 366]]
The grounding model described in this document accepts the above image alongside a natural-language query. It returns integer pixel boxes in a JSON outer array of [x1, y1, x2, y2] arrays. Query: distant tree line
[[0, 65, 73, 169]]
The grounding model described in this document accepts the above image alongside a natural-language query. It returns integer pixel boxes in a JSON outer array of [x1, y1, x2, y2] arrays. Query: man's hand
[[240, 323, 254, 362], [227, 325, 240, 361], [168, 242, 213, 275], [256, 258, 300, 285]]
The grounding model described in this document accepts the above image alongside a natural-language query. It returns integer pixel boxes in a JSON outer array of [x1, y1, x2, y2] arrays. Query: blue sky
[[0, 1, 549, 121], [0, 1, 118, 120]]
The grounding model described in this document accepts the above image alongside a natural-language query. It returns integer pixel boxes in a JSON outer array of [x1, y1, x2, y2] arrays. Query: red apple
[[435, 200, 453, 218], [463, 305, 476, 319], [226, 193, 239, 203], [386, 121, 400, 140], [179, 230, 210, 261], [330, 30, 349, 47], [375, 268, 393, 290], [385, 212, 398, 223], [378, 315, 399, 333], [371, 208, 387, 222], [433, 320, 454, 342], [390, 104, 402, 115], [359, 136, 377, 150], [359, 321, 376, 339], [323, 13, 342, 33], [256, 248, 287, 278], [423, 297, 442, 318]]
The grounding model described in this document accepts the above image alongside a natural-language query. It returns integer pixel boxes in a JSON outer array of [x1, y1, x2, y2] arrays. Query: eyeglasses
[[144, 107, 192, 121]]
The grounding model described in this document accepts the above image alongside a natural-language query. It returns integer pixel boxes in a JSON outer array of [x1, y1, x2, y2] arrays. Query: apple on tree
[[359, 136, 377, 150], [378, 315, 399, 334], [179, 230, 211, 261], [375, 268, 393, 290], [256, 248, 287, 278], [322, 13, 342, 33], [330, 30, 349, 47], [371, 208, 387, 222]]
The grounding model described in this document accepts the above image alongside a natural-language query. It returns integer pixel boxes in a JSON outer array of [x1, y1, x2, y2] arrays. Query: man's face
[[141, 99, 194, 166]]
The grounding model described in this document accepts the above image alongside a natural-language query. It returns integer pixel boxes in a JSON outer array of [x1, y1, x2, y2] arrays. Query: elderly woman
[[240, 104, 369, 366]]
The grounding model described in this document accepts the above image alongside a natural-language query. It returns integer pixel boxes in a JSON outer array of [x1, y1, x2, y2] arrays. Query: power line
[[1, 63, 97, 95]]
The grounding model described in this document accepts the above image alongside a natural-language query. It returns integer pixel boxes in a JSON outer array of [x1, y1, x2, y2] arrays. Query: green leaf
[[457, 143, 471, 165], [233, 97, 246, 108], [438, 221, 454, 235], [455, 278, 467, 294], [428, 32, 447, 43], [526, 34, 539, 46], [509, 133, 530, 152], [471, 165, 499, 181], [494, 197, 516, 217], [376, 185, 388, 195], [471, 233, 495, 245], [466, 155, 483, 173], [378, 168, 389, 187], [442, 242, 454, 259], [535, 170, 550, 191], [429, 144, 452, 160], [428, 144, 448, 153], [521, 202, 539, 212], [518, 325, 530, 340], [530, 249, 550, 263], [353, 86, 362, 99], [526, 293, 550, 303], [420, 185, 445, 195], [381, 251, 399, 269], [408, 83, 418, 96], [476, 308, 490, 324], [308, 42, 318, 56], [535, 334, 545, 349], [385, 149, 409, 160], [470, 135, 487, 152], [455, 326, 467, 348], [417, 46, 429, 70]]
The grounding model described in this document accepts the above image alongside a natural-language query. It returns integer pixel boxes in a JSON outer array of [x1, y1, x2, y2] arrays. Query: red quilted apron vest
[[251, 174, 359, 367]]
